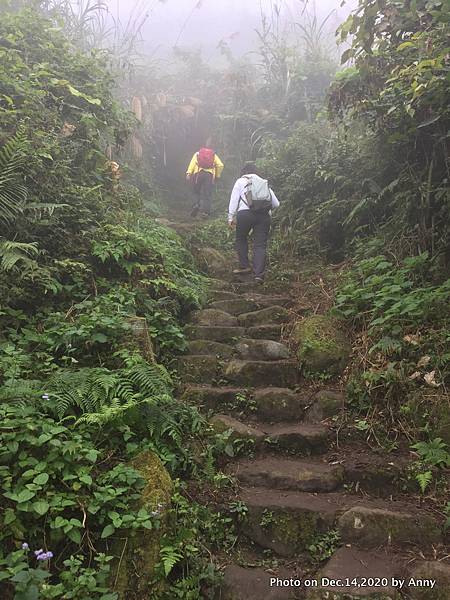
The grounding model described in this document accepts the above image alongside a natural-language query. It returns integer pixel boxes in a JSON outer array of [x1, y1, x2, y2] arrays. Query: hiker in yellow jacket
[[186, 144, 224, 217]]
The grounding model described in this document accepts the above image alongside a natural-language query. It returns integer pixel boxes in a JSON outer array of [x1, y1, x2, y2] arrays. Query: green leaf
[[33, 500, 50, 515], [17, 489, 36, 503], [101, 524, 115, 538], [33, 473, 49, 485], [67, 528, 81, 544]]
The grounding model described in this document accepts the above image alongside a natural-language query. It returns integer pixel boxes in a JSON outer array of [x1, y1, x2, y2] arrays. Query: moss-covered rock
[[112, 451, 173, 599], [292, 315, 351, 376]]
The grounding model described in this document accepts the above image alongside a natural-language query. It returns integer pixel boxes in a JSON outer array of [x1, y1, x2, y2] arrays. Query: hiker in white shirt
[[228, 162, 280, 283]]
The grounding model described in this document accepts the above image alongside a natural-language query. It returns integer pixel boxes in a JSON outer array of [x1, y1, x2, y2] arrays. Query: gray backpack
[[242, 175, 272, 213]]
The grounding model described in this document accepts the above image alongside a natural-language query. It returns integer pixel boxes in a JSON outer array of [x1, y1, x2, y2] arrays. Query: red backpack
[[197, 147, 215, 169]]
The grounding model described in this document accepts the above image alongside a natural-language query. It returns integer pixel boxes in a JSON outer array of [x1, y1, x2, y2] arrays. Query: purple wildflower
[[34, 549, 43, 556], [21, 542, 29, 550], [42, 394, 49, 400], [36, 551, 53, 561]]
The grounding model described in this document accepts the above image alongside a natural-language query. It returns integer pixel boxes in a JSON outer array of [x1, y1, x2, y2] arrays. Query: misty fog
[[108, 0, 359, 61]]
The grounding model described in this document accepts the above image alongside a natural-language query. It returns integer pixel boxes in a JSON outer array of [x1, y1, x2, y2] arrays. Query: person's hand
[[186, 174, 191, 183], [228, 220, 235, 229]]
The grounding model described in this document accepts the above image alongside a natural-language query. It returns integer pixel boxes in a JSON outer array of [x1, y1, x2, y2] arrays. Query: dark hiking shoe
[[254, 277, 264, 284], [233, 267, 252, 274], [190, 206, 199, 217]]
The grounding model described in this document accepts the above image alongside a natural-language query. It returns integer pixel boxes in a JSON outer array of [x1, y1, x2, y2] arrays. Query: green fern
[[0, 240, 39, 272], [0, 130, 28, 225], [47, 359, 173, 421], [416, 471, 433, 494]]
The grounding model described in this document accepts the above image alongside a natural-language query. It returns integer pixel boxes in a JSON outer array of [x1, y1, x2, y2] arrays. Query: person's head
[[240, 162, 261, 177]]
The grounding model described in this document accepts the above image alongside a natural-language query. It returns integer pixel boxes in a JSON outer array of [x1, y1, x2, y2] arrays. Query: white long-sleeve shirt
[[228, 175, 280, 222]]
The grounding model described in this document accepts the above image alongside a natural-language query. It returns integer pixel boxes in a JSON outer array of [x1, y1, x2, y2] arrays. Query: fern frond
[[416, 471, 433, 494], [0, 130, 28, 225], [0, 240, 39, 272]]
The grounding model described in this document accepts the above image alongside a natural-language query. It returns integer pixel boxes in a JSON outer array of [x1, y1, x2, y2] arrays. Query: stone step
[[246, 324, 283, 341], [225, 360, 299, 388], [235, 338, 290, 361], [187, 340, 234, 358], [208, 414, 328, 455], [181, 385, 244, 410], [244, 292, 293, 308], [264, 423, 329, 454], [209, 299, 259, 316], [190, 308, 238, 327], [238, 487, 442, 558], [177, 355, 220, 384], [185, 325, 245, 343], [252, 388, 310, 422], [239, 487, 346, 556], [207, 289, 240, 302], [230, 457, 344, 492], [210, 414, 265, 445], [238, 306, 291, 328], [337, 505, 442, 548], [306, 547, 406, 599], [221, 565, 300, 600]]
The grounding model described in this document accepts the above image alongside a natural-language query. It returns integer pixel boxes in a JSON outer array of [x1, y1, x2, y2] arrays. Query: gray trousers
[[192, 171, 214, 214], [235, 209, 271, 278]]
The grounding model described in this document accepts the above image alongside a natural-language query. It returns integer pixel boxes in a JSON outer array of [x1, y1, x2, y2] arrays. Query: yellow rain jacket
[[186, 151, 224, 180]]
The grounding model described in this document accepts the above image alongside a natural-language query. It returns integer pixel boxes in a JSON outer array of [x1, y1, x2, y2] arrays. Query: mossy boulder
[[292, 315, 351, 376], [112, 451, 173, 599]]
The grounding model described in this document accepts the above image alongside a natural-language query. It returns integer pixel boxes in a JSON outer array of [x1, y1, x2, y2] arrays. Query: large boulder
[[292, 315, 351, 376], [112, 451, 173, 599]]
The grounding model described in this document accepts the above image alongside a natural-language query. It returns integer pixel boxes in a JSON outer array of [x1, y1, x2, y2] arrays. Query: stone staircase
[[178, 273, 449, 599]]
